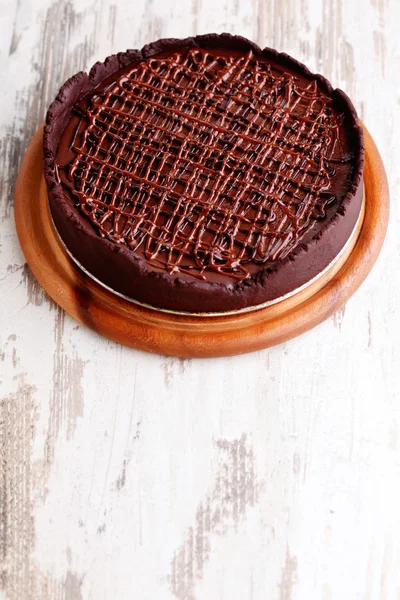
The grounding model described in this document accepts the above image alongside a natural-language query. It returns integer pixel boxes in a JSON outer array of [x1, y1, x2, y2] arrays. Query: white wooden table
[[1, 1, 400, 598]]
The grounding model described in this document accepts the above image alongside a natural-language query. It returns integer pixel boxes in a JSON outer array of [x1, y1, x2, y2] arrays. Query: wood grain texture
[[15, 125, 385, 358], [1, 0, 400, 598]]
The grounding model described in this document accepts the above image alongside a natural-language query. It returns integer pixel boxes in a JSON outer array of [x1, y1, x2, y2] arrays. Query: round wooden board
[[15, 124, 389, 358]]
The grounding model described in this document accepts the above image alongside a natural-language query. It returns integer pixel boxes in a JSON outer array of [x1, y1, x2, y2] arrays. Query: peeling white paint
[[0, 0, 400, 599]]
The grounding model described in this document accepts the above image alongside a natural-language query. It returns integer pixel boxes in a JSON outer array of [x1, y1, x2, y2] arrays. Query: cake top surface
[[49, 35, 363, 286]]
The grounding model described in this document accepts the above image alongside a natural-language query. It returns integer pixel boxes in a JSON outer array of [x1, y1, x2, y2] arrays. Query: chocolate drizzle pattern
[[56, 48, 348, 280]]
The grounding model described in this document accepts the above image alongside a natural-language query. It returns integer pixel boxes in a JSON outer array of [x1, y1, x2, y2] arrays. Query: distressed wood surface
[[0, 0, 399, 598]]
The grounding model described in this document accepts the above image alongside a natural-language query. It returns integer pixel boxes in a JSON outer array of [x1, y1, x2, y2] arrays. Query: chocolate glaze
[[44, 34, 364, 312]]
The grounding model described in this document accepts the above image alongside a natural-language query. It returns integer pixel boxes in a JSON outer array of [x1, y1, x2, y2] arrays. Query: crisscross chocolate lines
[[59, 48, 345, 280]]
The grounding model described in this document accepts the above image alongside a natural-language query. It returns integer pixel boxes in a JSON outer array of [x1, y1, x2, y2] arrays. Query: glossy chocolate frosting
[[44, 34, 364, 312]]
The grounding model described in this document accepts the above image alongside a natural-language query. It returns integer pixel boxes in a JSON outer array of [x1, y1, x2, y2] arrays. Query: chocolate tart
[[44, 34, 364, 313]]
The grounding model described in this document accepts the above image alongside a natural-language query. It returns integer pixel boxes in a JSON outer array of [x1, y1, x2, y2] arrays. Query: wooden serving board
[[14, 124, 389, 358]]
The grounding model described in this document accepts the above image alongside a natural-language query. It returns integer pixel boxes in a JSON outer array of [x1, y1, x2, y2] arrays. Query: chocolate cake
[[44, 34, 364, 313]]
